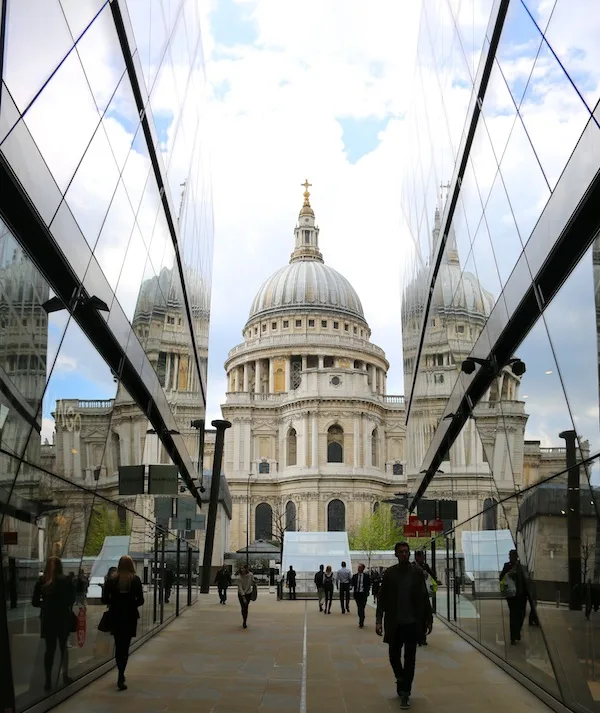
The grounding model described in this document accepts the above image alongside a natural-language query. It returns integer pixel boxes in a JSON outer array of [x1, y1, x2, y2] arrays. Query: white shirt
[[356, 573, 364, 592], [336, 567, 351, 584]]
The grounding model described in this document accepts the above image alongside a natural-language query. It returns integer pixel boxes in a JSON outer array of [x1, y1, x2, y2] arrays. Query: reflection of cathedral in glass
[[0, 222, 49, 496], [401, 199, 569, 532]]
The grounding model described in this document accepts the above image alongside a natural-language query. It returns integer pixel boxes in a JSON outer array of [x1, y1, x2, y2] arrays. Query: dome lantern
[[290, 179, 323, 264]]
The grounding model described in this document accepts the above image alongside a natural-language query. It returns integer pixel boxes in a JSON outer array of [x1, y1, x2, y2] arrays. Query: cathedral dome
[[249, 260, 365, 322], [247, 182, 366, 325]]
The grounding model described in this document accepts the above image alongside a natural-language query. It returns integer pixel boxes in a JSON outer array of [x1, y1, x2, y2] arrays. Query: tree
[[265, 504, 300, 563], [349, 506, 403, 569], [84, 504, 129, 556]]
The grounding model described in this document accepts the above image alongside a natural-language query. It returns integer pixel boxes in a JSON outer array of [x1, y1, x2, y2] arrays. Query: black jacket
[[32, 575, 75, 639], [376, 563, 432, 643], [314, 570, 325, 587], [215, 569, 232, 587], [102, 575, 144, 637], [286, 569, 297, 585], [351, 572, 371, 595]]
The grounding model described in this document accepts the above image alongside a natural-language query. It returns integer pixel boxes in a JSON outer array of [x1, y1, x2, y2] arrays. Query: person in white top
[[237, 564, 254, 629], [336, 561, 352, 614]]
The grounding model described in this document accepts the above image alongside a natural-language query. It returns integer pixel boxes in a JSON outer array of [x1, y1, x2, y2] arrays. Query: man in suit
[[351, 563, 371, 628], [286, 566, 297, 600], [376, 542, 432, 710]]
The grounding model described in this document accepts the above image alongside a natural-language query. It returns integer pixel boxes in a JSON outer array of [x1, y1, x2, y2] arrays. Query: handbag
[[98, 609, 113, 633], [250, 583, 258, 602]]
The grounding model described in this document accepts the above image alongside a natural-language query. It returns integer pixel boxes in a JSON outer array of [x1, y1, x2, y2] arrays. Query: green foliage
[[349, 505, 403, 553], [84, 504, 129, 557], [403, 533, 446, 553]]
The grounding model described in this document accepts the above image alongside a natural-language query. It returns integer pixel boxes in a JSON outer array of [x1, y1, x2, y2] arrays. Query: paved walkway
[[52, 591, 554, 713]]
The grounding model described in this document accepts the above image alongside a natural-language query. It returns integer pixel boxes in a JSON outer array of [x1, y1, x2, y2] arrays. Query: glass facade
[[0, 1, 212, 710], [403, 2, 600, 711]]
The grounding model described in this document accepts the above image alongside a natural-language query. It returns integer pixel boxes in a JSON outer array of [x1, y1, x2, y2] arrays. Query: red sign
[[76, 607, 87, 648], [403, 516, 444, 538]]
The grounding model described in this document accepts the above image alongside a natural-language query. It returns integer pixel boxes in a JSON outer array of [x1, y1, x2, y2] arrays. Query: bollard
[[200, 419, 232, 593]]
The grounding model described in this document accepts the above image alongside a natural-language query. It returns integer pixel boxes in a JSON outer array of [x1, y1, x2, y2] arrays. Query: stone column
[[255, 360, 261, 393], [353, 415, 360, 468], [243, 363, 249, 392], [363, 414, 370, 467], [172, 354, 180, 391], [301, 355, 307, 371], [165, 354, 172, 392], [285, 357, 291, 391], [269, 359, 274, 393], [298, 412, 307, 467], [369, 364, 376, 392], [232, 420, 240, 472], [278, 422, 286, 470], [318, 355, 324, 369], [311, 412, 318, 469], [243, 420, 251, 472]]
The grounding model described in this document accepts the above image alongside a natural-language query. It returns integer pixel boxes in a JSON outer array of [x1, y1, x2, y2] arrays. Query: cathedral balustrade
[[76, 399, 115, 410], [227, 333, 386, 360], [225, 392, 284, 404], [383, 395, 405, 405]]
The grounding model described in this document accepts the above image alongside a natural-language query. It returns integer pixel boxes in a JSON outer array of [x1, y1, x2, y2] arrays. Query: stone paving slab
[[52, 590, 555, 713]]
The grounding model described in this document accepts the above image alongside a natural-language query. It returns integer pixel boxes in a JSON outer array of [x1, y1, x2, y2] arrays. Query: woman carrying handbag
[[101, 555, 144, 690], [237, 564, 255, 629]]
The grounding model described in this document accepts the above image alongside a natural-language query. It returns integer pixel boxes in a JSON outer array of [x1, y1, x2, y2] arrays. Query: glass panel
[[3, 0, 74, 112], [23, 50, 101, 193], [59, 0, 107, 41]]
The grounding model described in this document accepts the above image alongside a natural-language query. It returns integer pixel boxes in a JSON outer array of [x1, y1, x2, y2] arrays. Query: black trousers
[[354, 592, 368, 625], [324, 586, 333, 611], [507, 598, 526, 642], [218, 585, 228, 603], [388, 622, 418, 694], [44, 633, 69, 685], [239, 593, 250, 622], [288, 585, 296, 600], [114, 633, 132, 679], [339, 583, 350, 611]]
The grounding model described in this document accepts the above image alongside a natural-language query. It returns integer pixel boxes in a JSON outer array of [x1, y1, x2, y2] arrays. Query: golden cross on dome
[[302, 179, 312, 206]]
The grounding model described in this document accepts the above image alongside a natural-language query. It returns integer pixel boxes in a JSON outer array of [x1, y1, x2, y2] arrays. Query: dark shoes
[[117, 676, 127, 691], [400, 693, 410, 709], [243, 621, 247, 629]]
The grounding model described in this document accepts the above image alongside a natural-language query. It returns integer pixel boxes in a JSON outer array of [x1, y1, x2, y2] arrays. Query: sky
[[200, 0, 422, 424]]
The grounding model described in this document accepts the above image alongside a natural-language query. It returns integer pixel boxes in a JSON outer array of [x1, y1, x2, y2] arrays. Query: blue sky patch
[[337, 115, 392, 164], [211, 0, 258, 48]]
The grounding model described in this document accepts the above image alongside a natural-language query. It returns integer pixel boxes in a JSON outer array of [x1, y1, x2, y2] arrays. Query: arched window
[[373, 501, 380, 514], [285, 501, 297, 531], [327, 499, 345, 531], [482, 497, 498, 531], [327, 425, 343, 463], [371, 428, 379, 467], [255, 502, 273, 540], [287, 428, 297, 466]]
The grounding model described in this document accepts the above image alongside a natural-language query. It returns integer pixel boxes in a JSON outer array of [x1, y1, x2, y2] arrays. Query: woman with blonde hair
[[101, 554, 144, 690], [323, 565, 334, 614], [32, 556, 75, 691]]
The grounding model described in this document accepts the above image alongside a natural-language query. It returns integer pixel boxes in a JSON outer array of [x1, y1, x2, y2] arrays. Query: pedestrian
[[351, 563, 371, 628], [413, 550, 439, 645], [32, 556, 76, 692], [314, 564, 325, 612], [101, 554, 144, 691], [237, 564, 254, 628], [500, 549, 531, 645], [215, 564, 232, 604], [286, 565, 297, 600], [376, 542, 432, 710], [371, 569, 381, 603], [323, 565, 334, 614], [163, 565, 174, 603], [336, 560, 352, 613]]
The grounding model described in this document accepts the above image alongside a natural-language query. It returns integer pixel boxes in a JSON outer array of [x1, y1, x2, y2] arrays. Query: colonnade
[[228, 356, 387, 395]]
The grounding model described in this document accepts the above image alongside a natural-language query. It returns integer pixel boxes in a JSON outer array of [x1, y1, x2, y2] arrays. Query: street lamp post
[[246, 473, 254, 566]]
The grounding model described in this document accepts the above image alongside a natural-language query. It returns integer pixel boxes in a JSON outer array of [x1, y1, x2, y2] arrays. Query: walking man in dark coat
[[215, 565, 232, 604], [286, 565, 297, 600], [351, 563, 371, 628], [376, 542, 433, 710]]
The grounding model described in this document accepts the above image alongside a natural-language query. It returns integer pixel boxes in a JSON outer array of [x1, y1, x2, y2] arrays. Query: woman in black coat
[[101, 555, 144, 690], [32, 556, 75, 691]]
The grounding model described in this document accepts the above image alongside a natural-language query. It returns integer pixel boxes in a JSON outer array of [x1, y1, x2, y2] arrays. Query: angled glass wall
[[403, 2, 600, 712], [0, 1, 213, 711]]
